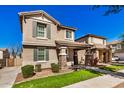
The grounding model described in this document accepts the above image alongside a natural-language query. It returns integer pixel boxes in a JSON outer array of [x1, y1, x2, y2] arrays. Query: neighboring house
[[19, 10, 90, 70], [107, 40, 124, 60], [76, 34, 112, 63], [0, 48, 9, 68]]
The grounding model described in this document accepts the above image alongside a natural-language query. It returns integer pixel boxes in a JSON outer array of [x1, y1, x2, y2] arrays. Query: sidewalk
[[0, 67, 20, 88], [64, 69, 124, 88]]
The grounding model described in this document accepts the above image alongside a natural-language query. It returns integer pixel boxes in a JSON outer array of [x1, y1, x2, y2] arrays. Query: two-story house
[[76, 34, 112, 64], [107, 40, 124, 60], [19, 10, 90, 70], [107, 40, 123, 53]]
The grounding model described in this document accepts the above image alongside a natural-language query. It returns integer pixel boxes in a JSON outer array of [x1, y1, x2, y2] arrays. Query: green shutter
[[46, 48, 49, 61], [32, 21, 37, 37], [34, 48, 37, 61], [47, 24, 51, 39]]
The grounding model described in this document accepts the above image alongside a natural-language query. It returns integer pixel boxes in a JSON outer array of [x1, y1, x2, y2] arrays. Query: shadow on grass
[[84, 69, 102, 75]]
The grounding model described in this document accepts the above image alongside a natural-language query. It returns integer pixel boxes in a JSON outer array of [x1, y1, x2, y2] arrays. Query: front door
[[73, 50, 78, 65]]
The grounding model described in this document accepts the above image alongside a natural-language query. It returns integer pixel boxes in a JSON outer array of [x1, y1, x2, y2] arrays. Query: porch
[[92, 44, 112, 63], [55, 40, 92, 70]]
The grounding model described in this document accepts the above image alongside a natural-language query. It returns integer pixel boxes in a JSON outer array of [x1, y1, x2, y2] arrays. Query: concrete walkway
[[64, 69, 124, 88], [0, 67, 20, 88]]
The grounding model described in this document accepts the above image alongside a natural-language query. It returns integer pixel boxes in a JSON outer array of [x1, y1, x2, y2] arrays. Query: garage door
[[114, 53, 124, 61]]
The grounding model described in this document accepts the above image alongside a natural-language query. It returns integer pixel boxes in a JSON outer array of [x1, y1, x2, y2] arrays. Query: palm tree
[[92, 5, 124, 16]]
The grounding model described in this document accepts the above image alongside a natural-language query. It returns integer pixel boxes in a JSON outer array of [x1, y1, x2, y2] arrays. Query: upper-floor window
[[36, 23, 46, 38], [91, 37, 93, 43], [66, 30, 72, 39], [103, 40, 106, 45]]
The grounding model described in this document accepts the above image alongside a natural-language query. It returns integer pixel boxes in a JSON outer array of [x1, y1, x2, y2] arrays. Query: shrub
[[21, 65, 34, 78], [35, 64, 41, 72], [51, 63, 59, 73]]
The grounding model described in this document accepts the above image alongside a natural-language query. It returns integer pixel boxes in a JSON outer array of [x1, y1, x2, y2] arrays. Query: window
[[117, 44, 121, 49], [37, 48, 46, 61], [66, 30, 72, 39], [103, 40, 106, 45], [37, 23, 46, 38], [91, 37, 94, 43]]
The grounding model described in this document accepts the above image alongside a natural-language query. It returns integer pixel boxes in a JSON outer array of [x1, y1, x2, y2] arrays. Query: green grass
[[99, 65, 124, 72], [13, 70, 101, 88]]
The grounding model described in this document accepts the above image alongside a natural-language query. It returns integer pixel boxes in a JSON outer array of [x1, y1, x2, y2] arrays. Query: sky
[[0, 5, 124, 48]]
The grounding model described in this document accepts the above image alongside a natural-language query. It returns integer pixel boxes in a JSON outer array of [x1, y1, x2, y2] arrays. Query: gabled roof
[[75, 34, 106, 41], [107, 40, 123, 45], [18, 10, 76, 31], [18, 10, 60, 25], [59, 25, 77, 31], [55, 40, 92, 48], [93, 44, 107, 49]]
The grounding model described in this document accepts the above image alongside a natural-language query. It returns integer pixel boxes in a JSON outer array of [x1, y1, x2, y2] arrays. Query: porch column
[[105, 51, 109, 63], [59, 47, 67, 70], [96, 50, 99, 58], [99, 50, 103, 62], [108, 49, 112, 63]]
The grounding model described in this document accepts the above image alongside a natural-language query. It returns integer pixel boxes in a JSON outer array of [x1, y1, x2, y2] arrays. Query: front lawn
[[99, 65, 124, 72], [13, 70, 101, 88]]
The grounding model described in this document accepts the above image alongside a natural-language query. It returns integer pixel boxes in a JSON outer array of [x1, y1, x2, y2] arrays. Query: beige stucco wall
[[22, 48, 58, 68], [0, 51, 3, 59], [78, 50, 85, 64], [56, 29, 74, 42], [22, 16, 75, 46], [88, 37, 106, 45], [67, 48, 74, 66], [22, 14, 75, 67], [22, 18, 57, 46]]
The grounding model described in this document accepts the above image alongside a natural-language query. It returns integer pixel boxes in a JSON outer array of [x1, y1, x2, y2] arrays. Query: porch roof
[[55, 40, 92, 49], [92, 44, 109, 50]]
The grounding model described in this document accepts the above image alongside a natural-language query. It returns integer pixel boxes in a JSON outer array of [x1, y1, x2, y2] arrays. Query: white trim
[[59, 47, 67, 49], [36, 37, 48, 40], [36, 61, 48, 63]]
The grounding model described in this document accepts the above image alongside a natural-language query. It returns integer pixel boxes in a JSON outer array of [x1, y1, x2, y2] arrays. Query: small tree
[[9, 42, 22, 58]]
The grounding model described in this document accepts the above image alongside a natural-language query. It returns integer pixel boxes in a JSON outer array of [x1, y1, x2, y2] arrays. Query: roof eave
[[59, 25, 77, 31], [18, 10, 60, 25]]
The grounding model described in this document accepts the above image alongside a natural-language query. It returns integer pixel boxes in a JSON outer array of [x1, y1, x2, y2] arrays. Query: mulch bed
[[14, 68, 73, 84], [15, 68, 53, 83]]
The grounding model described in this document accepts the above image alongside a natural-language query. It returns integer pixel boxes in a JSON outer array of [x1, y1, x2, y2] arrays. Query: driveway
[[0, 67, 20, 88]]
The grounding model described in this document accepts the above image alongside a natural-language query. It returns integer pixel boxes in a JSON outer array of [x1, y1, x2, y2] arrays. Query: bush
[[51, 63, 59, 73], [35, 64, 41, 72], [21, 65, 34, 78]]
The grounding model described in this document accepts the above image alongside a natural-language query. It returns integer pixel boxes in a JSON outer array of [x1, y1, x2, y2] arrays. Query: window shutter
[[46, 49, 49, 61], [32, 21, 37, 37], [34, 48, 37, 61], [47, 24, 51, 39]]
